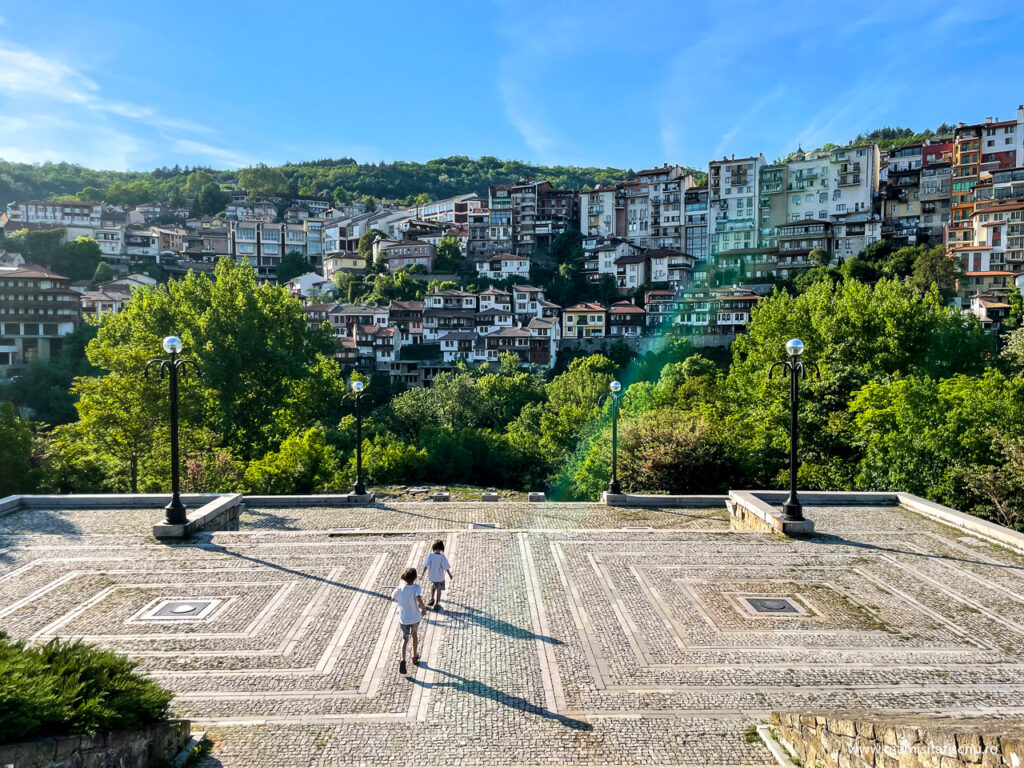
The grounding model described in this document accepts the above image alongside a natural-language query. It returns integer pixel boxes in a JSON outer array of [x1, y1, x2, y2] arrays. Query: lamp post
[[768, 338, 819, 521], [600, 380, 623, 495], [351, 379, 367, 496], [145, 336, 199, 525]]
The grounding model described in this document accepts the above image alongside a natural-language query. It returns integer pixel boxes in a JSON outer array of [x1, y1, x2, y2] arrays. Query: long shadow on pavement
[[812, 532, 1024, 572], [409, 663, 591, 731], [440, 603, 563, 645], [203, 542, 392, 600]]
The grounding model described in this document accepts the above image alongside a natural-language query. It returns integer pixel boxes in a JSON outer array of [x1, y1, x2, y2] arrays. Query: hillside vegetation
[[0, 155, 651, 210]]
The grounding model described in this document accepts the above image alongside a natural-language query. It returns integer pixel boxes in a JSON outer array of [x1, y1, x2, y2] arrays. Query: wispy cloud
[[0, 40, 234, 169], [170, 139, 251, 168]]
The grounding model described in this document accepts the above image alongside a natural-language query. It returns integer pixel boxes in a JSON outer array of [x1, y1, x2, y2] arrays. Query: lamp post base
[[164, 496, 188, 526], [780, 500, 804, 522], [352, 482, 366, 496], [607, 480, 621, 495]]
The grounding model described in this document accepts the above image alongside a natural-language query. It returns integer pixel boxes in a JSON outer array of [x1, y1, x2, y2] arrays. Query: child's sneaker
[[426, 599, 435, 607], [412, 655, 421, 666], [399, 660, 407, 675], [435, 604, 443, 612]]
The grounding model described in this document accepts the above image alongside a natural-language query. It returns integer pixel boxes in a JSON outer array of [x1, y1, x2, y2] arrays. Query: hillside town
[[2, 104, 1024, 380]]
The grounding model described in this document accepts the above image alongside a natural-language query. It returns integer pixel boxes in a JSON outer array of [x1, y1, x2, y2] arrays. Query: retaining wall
[[0, 719, 190, 768], [770, 710, 1024, 768]]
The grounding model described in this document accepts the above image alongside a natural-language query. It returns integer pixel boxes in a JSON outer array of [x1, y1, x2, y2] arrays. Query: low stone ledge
[[432, 492, 450, 502], [528, 492, 546, 503], [1, 493, 222, 516], [897, 492, 1024, 554], [0, 719, 191, 768], [729, 491, 814, 536], [243, 493, 375, 507], [153, 493, 243, 540], [770, 710, 1024, 768], [601, 492, 729, 507], [481, 492, 499, 502]]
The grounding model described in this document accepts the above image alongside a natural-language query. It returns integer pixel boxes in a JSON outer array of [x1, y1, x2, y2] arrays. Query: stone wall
[[0, 719, 190, 768], [770, 710, 1024, 768]]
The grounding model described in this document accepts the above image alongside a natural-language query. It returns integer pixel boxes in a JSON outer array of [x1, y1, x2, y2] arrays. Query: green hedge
[[0, 633, 173, 745]]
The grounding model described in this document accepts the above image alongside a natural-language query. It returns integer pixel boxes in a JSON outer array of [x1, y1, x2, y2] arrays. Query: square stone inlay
[[139, 598, 220, 622], [737, 595, 805, 617]]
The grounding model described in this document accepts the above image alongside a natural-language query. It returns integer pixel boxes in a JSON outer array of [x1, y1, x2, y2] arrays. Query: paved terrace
[[2, 501, 1024, 767]]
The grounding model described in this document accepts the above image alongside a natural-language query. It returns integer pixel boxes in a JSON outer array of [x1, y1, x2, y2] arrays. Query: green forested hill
[[0, 155, 657, 210]]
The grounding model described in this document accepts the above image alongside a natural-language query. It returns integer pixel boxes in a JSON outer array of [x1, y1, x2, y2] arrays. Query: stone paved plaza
[[2, 501, 1024, 766]]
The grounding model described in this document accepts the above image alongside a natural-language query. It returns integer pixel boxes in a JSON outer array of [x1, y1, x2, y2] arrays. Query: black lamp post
[[600, 380, 623, 494], [768, 338, 819, 521], [145, 336, 199, 525], [351, 379, 367, 496]]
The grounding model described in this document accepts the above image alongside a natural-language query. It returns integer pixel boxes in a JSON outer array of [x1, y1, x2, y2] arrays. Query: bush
[[0, 634, 172, 745]]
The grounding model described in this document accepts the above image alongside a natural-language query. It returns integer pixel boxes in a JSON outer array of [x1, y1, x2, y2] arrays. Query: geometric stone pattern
[[2, 502, 1024, 766]]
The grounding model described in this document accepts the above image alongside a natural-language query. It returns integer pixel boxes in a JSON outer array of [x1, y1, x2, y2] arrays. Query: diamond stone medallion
[[736, 595, 807, 617], [139, 599, 220, 622]]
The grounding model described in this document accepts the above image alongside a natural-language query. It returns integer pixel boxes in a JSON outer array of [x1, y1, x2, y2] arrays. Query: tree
[[434, 237, 463, 273], [243, 427, 343, 494], [850, 371, 1024, 519], [237, 164, 287, 198], [911, 245, 960, 303], [81, 259, 345, 467], [277, 250, 313, 284], [76, 186, 104, 202], [1002, 325, 1024, 376], [89, 261, 118, 288], [184, 170, 214, 195], [808, 248, 830, 268], [357, 229, 388, 273], [57, 237, 102, 282], [0, 402, 34, 495], [196, 182, 228, 217]]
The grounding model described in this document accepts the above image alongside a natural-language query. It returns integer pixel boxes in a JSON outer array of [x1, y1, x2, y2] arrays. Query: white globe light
[[785, 338, 805, 357], [162, 336, 183, 354], [352, 380, 365, 393], [610, 380, 622, 393]]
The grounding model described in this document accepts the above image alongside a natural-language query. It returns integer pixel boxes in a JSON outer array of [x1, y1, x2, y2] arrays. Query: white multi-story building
[[4, 200, 102, 228], [580, 187, 618, 238], [475, 253, 530, 281], [708, 154, 767, 259]]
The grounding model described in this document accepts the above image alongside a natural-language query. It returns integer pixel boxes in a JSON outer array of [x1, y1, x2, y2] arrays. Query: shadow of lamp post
[[351, 379, 367, 496], [145, 336, 199, 525], [768, 338, 819, 521], [599, 380, 623, 494]]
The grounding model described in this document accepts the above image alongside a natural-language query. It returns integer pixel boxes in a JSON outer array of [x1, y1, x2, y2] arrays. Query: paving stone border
[[602, 491, 729, 507], [0, 719, 191, 768], [771, 710, 1024, 768]]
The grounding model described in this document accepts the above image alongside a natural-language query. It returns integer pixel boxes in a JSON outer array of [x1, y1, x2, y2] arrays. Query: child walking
[[391, 567, 427, 675], [423, 539, 454, 611]]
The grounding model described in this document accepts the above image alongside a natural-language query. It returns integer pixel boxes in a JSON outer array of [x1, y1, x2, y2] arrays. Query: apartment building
[[777, 220, 832, 278], [708, 154, 766, 285], [608, 301, 646, 336], [683, 187, 709, 261], [383, 240, 436, 272], [475, 253, 530, 281], [387, 300, 424, 344], [561, 302, 607, 339], [581, 186, 620, 238], [0, 264, 82, 374], [949, 107, 1024, 250], [487, 185, 514, 252], [4, 201, 102, 228]]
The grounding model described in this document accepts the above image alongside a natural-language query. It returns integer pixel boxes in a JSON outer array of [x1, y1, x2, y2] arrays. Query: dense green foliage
[[0, 633, 172, 745], [0, 155, 649, 210], [2, 236, 1021, 529], [853, 123, 955, 150], [4, 230, 101, 281]]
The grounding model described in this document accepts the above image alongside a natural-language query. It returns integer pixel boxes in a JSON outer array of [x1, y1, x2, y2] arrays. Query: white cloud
[[0, 40, 229, 169], [170, 139, 251, 168], [0, 113, 148, 169]]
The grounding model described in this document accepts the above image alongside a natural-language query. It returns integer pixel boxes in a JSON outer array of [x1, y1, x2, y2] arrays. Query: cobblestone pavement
[[2, 501, 1024, 766]]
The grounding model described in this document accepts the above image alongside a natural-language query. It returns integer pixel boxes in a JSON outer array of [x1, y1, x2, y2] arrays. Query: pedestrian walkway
[[2, 502, 1023, 766]]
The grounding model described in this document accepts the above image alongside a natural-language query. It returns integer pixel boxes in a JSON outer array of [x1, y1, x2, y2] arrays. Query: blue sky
[[0, 0, 1021, 172]]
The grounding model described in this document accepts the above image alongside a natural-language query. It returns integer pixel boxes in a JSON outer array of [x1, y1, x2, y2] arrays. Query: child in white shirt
[[423, 539, 454, 612], [391, 566, 427, 674]]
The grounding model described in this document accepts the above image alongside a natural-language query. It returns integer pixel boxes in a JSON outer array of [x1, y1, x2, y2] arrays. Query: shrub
[[0, 634, 173, 745]]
